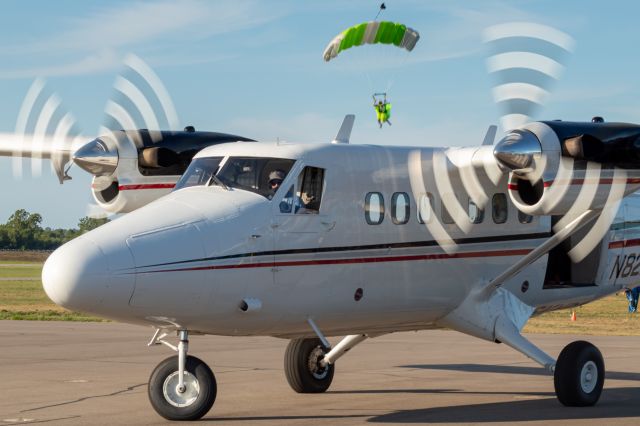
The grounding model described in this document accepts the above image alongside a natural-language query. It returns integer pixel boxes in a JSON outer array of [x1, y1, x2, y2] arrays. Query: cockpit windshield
[[174, 156, 295, 199], [173, 157, 223, 191]]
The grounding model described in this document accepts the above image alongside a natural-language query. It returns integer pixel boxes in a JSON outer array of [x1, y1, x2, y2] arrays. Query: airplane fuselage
[[42, 140, 638, 337]]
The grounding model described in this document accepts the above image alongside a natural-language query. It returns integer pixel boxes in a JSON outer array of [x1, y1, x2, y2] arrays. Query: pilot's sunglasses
[[270, 180, 283, 187]]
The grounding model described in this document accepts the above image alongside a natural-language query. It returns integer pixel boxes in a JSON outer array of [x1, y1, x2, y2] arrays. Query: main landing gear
[[284, 338, 334, 392], [147, 330, 217, 421], [491, 317, 605, 406], [554, 340, 605, 406], [284, 318, 369, 394]]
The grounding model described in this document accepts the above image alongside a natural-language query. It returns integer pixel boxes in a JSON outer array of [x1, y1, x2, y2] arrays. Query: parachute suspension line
[[373, 3, 386, 21], [385, 49, 411, 94], [365, 71, 374, 98]]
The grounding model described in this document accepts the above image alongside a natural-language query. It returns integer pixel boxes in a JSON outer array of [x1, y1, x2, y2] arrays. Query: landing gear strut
[[493, 318, 605, 406], [147, 330, 217, 420], [284, 319, 369, 393]]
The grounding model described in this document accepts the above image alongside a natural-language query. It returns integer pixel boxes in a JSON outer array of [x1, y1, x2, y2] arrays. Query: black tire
[[554, 340, 605, 406], [148, 355, 217, 421], [284, 338, 334, 393]]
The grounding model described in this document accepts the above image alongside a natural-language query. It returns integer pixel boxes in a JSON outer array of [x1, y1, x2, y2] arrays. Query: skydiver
[[373, 95, 392, 128]]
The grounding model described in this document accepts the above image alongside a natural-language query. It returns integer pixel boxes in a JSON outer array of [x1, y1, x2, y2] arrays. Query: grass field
[[0, 251, 50, 262], [0, 262, 103, 321], [1, 260, 639, 332], [0, 265, 42, 278], [524, 293, 640, 335]]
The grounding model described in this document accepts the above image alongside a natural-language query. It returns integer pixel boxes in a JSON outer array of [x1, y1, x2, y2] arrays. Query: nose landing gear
[[147, 330, 217, 421]]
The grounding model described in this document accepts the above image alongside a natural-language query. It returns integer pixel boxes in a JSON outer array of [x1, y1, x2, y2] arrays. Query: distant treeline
[[0, 209, 108, 250]]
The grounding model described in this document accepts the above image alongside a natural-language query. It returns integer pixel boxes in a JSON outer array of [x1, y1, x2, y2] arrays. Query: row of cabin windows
[[365, 192, 533, 225]]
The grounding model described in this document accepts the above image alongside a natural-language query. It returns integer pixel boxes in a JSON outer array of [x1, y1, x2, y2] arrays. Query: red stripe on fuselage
[[509, 178, 640, 191], [137, 248, 533, 274], [118, 183, 176, 191], [608, 238, 640, 249]]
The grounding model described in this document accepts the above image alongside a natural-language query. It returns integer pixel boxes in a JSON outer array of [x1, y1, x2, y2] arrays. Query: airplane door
[[272, 166, 333, 287]]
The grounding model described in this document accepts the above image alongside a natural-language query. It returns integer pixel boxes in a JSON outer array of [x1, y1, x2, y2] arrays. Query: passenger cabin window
[[391, 192, 410, 224], [468, 199, 484, 224], [518, 211, 533, 224], [418, 193, 434, 224], [492, 193, 508, 224], [441, 205, 454, 224], [365, 192, 384, 225]]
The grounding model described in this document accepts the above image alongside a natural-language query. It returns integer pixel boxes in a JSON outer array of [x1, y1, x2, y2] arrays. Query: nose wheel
[[149, 354, 216, 420], [147, 329, 216, 420]]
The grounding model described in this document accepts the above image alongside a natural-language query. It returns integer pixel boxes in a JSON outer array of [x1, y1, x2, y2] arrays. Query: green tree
[[0, 224, 7, 248], [78, 216, 109, 234], [4, 209, 43, 250]]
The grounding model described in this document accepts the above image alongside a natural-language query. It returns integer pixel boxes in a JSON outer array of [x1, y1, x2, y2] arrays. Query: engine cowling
[[77, 128, 254, 214], [497, 121, 640, 216]]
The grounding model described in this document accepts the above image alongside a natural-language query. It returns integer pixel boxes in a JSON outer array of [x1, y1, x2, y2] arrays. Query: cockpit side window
[[219, 157, 295, 198], [174, 156, 295, 198], [277, 166, 325, 214], [296, 167, 324, 214], [173, 157, 223, 191]]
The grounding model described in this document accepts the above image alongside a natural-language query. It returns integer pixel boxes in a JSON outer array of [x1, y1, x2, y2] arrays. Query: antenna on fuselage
[[332, 114, 355, 144]]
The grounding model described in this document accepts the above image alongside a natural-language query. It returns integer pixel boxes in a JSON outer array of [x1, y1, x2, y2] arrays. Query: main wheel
[[284, 338, 334, 393], [148, 355, 217, 421], [554, 340, 605, 406]]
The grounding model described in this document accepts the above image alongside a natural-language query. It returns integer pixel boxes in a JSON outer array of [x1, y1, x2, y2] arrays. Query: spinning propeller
[[4, 54, 180, 217], [410, 21, 634, 263]]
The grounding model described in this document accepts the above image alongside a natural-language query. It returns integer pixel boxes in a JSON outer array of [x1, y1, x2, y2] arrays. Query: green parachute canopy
[[323, 21, 420, 62]]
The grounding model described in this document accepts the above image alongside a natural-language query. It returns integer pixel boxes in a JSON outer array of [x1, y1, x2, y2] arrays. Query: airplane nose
[[42, 236, 109, 311]]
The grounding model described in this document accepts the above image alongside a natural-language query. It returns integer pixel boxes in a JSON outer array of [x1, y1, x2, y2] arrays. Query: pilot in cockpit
[[268, 170, 286, 198]]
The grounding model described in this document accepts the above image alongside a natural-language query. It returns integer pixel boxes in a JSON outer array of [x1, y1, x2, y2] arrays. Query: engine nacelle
[[91, 174, 178, 214], [501, 122, 640, 216], [79, 128, 254, 214]]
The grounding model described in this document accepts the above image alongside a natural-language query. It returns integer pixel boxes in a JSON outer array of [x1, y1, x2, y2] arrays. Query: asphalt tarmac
[[1, 321, 639, 425]]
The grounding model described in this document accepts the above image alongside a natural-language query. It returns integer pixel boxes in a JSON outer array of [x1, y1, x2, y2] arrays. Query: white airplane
[[40, 115, 640, 421]]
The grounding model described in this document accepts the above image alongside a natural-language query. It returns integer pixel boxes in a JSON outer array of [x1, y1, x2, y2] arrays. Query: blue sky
[[1, 0, 639, 228]]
